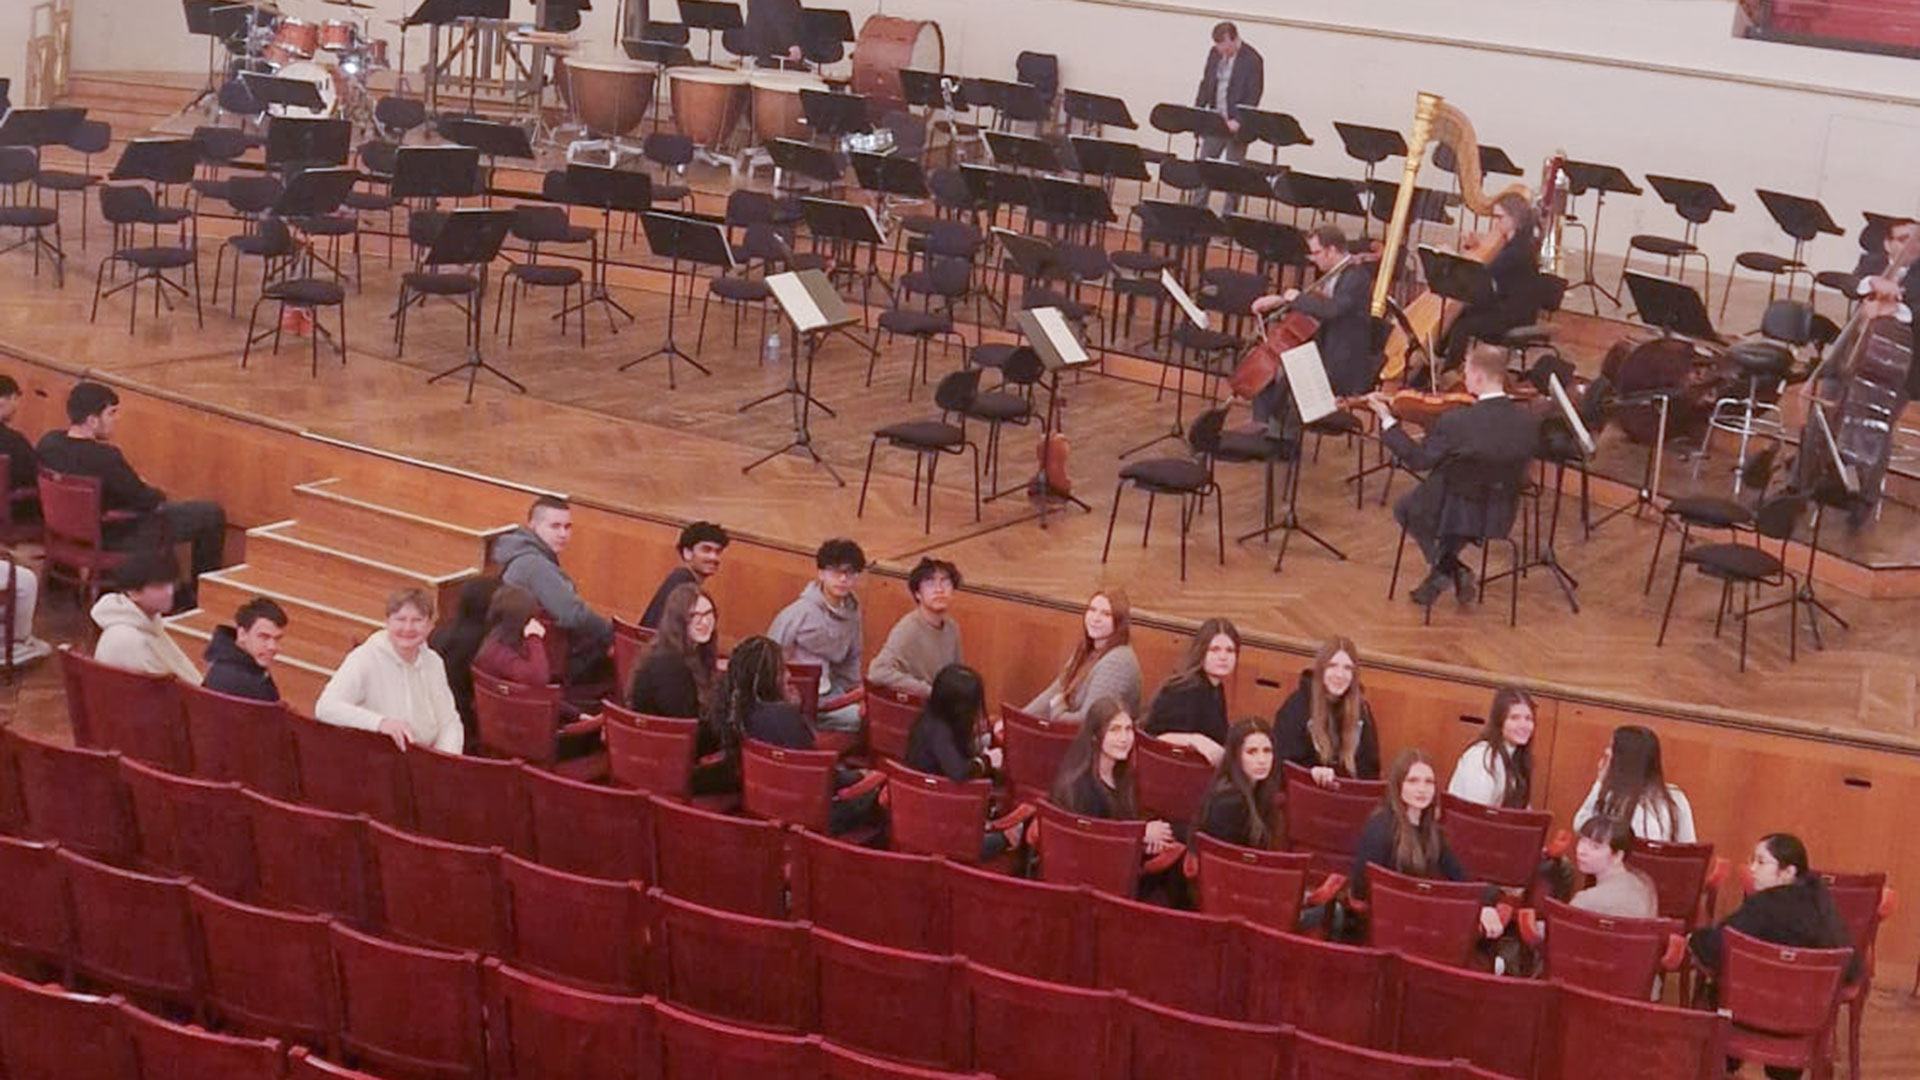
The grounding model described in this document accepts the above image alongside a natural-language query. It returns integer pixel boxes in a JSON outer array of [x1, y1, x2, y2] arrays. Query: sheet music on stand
[[1549, 374, 1596, 458], [1160, 269, 1210, 331], [1279, 341, 1338, 424], [1016, 307, 1094, 370], [767, 269, 854, 333], [1809, 402, 1860, 495]]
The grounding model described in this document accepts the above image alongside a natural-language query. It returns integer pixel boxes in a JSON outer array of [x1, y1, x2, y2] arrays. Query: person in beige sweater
[[316, 587, 462, 753], [90, 554, 200, 683]]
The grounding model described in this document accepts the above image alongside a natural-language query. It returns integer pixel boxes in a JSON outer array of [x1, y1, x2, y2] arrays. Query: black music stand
[[391, 144, 483, 202], [1560, 159, 1642, 312], [899, 69, 956, 110], [1197, 160, 1274, 208], [0, 107, 84, 173], [801, 196, 891, 309], [1236, 342, 1349, 569], [273, 164, 360, 285], [1152, 103, 1229, 149], [1272, 171, 1364, 223], [628, 40, 695, 65], [1063, 89, 1135, 134], [1367, 180, 1454, 228], [1587, 270, 1708, 531], [801, 7, 855, 48], [420, 208, 516, 402], [1033, 175, 1114, 245], [621, 211, 731, 386], [766, 137, 843, 196], [798, 90, 871, 144], [1432, 142, 1522, 179], [1069, 137, 1150, 185], [851, 152, 927, 225], [240, 72, 329, 116], [986, 131, 1063, 174], [1332, 122, 1406, 225], [678, 0, 742, 64], [1012, 307, 1098, 526], [266, 118, 353, 171], [1225, 214, 1307, 276], [1235, 107, 1311, 165], [561, 163, 649, 329], [742, 267, 857, 484], [1748, 404, 1853, 648], [1755, 189, 1844, 298], [994, 227, 1067, 320], [959, 164, 1035, 229], [440, 117, 536, 185]]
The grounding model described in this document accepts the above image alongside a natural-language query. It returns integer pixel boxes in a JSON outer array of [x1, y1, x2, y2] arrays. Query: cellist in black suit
[[1364, 344, 1540, 606], [1244, 226, 1380, 432]]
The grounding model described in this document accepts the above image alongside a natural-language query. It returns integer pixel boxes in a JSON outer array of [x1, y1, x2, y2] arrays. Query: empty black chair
[[1103, 405, 1226, 581], [374, 96, 428, 140], [243, 269, 347, 377], [958, 343, 1041, 489], [189, 126, 253, 208], [345, 141, 402, 266], [1658, 491, 1807, 671], [875, 221, 979, 397], [697, 223, 782, 353], [1621, 176, 1731, 299], [1722, 190, 1842, 319], [32, 118, 110, 250], [91, 185, 201, 333], [858, 369, 984, 533], [212, 175, 289, 312], [496, 204, 591, 346], [643, 133, 695, 209], [0, 148, 63, 286], [1699, 300, 1813, 493]]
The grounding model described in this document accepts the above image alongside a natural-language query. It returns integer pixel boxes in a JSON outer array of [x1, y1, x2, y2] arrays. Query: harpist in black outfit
[[1440, 192, 1545, 368]]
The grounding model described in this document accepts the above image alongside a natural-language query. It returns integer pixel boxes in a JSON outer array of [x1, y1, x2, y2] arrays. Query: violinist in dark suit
[[1246, 226, 1380, 430], [1366, 344, 1541, 606], [1439, 192, 1546, 369]]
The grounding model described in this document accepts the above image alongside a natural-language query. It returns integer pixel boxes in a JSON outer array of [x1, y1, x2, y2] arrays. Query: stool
[[1697, 340, 1792, 490]]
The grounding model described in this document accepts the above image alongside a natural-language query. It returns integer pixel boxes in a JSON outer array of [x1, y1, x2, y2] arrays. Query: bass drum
[[850, 15, 943, 117], [265, 59, 343, 119]]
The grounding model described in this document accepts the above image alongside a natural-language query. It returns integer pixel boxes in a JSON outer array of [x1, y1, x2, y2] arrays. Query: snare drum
[[748, 69, 825, 145], [267, 59, 343, 119], [319, 19, 359, 52], [270, 16, 319, 60], [668, 67, 748, 149], [560, 57, 658, 138]]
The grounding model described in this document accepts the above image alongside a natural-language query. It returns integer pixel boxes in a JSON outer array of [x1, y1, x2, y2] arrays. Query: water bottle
[[763, 329, 784, 368]]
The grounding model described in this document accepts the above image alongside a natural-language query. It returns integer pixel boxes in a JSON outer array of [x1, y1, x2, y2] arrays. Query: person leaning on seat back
[[90, 549, 201, 682], [628, 582, 719, 719], [1272, 636, 1381, 787], [493, 495, 615, 687], [1193, 718, 1282, 850], [1349, 749, 1504, 939], [766, 537, 868, 734], [1023, 589, 1142, 726], [1142, 618, 1240, 767], [315, 586, 462, 753], [639, 520, 728, 630], [1050, 698, 1176, 856], [867, 556, 964, 699]]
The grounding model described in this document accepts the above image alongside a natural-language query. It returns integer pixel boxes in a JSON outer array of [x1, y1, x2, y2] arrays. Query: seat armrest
[[833, 769, 887, 803], [557, 714, 604, 738], [1142, 842, 1185, 875], [1305, 873, 1346, 908], [819, 685, 866, 714], [1517, 908, 1544, 946], [1543, 828, 1573, 859], [1660, 932, 1687, 971], [986, 802, 1035, 833]]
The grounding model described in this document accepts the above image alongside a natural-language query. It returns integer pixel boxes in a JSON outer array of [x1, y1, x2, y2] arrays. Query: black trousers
[[117, 500, 227, 578], [1394, 493, 1464, 575]]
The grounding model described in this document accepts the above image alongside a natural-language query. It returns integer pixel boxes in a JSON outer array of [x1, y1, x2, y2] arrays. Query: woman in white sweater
[[1572, 725, 1696, 843], [316, 587, 463, 753], [1447, 686, 1538, 809], [1022, 589, 1141, 724]]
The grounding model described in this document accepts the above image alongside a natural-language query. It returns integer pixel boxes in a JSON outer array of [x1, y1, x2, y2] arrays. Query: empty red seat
[[650, 795, 786, 918], [118, 998, 286, 1080], [1820, 868, 1893, 1080], [1118, 994, 1288, 1080], [189, 883, 340, 1051], [605, 709, 698, 798], [329, 921, 486, 1080], [1438, 795, 1552, 892], [119, 756, 256, 899], [1518, 896, 1683, 999], [1241, 921, 1389, 1047], [60, 847, 201, 1011], [0, 970, 132, 1080], [1625, 838, 1725, 929], [963, 962, 1122, 1080], [405, 747, 532, 853], [288, 714, 413, 826], [1389, 952, 1551, 1078], [882, 760, 1028, 866], [181, 682, 300, 799], [649, 887, 813, 1031], [653, 998, 818, 1080], [59, 646, 191, 771], [1364, 864, 1495, 968], [1719, 926, 1852, 1079], [741, 739, 884, 839], [0, 836, 71, 975], [1131, 736, 1213, 825], [862, 682, 924, 763], [366, 818, 506, 954], [481, 959, 654, 1080], [819, 1041, 994, 1080], [1281, 763, 1383, 870], [791, 828, 941, 952], [474, 676, 608, 781], [522, 764, 654, 881], [500, 853, 648, 993], [1291, 1029, 1458, 1080], [609, 618, 654, 694], [1090, 891, 1238, 1016], [1191, 834, 1338, 930], [810, 927, 966, 1069], [1035, 801, 1181, 896], [1000, 704, 1074, 802], [1546, 978, 1728, 1080], [243, 788, 376, 925], [4, 726, 136, 861], [0, 734, 20, 832], [939, 859, 1092, 985]]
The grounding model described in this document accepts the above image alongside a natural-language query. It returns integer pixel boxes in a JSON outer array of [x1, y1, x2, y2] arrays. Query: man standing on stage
[[1190, 21, 1264, 213]]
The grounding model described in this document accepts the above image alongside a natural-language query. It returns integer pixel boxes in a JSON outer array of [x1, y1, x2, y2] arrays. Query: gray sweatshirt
[[767, 581, 863, 694], [1023, 644, 1142, 724], [492, 527, 612, 649], [866, 611, 962, 698]]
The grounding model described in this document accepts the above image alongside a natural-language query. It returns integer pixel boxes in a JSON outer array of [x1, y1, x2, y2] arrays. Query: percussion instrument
[[267, 59, 343, 118], [851, 15, 943, 115], [561, 57, 658, 137], [319, 19, 359, 52], [362, 37, 389, 68], [749, 69, 824, 145], [270, 17, 319, 59], [669, 67, 749, 149]]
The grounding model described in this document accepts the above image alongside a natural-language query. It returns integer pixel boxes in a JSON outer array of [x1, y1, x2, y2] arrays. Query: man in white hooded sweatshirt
[[315, 586, 462, 753], [90, 552, 201, 682]]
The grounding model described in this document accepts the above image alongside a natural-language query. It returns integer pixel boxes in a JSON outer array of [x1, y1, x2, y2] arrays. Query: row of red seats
[[0, 834, 1732, 1080]]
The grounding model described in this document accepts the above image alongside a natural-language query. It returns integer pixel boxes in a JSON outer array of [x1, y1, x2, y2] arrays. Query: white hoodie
[[315, 629, 464, 753], [90, 592, 201, 683]]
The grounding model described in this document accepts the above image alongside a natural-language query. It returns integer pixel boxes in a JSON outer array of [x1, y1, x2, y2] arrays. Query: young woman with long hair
[[1574, 725, 1696, 842], [1024, 590, 1141, 724], [1273, 637, 1381, 786], [627, 583, 719, 719], [1447, 686, 1537, 809], [906, 663, 990, 782], [1143, 618, 1239, 766], [472, 585, 552, 687], [1194, 719, 1281, 849], [1050, 698, 1174, 853], [1351, 749, 1502, 937]]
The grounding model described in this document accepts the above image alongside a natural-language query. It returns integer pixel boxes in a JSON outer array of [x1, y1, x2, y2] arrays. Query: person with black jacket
[[1190, 21, 1263, 213], [1247, 227, 1381, 434], [1351, 749, 1502, 938], [1366, 343, 1541, 606], [1050, 699, 1175, 854], [201, 597, 287, 702], [0, 375, 39, 501], [1194, 720, 1280, 848], [429, 577, 499, 751], [1273, 637, 1381, 785], [639, 521, 728, 629], [1438, 192, 1546, 368], [628, 583, 718, 719], [905, 663, 990, 783], [1142, 618, 1239, 766]]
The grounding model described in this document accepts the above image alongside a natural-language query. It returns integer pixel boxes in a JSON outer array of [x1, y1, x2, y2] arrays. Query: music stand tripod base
[[621, 212, 730, 387], [743, 268, 855, 485]]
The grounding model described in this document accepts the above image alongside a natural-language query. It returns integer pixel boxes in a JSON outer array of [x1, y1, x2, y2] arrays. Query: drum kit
[[228, 0, 392, 121]]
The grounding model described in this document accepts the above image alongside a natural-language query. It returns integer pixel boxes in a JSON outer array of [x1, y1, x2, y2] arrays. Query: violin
[[1339, 382, 1544, 429], [1227, 252, 1377, 402]]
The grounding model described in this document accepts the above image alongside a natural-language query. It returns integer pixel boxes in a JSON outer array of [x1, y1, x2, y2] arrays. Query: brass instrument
[[1536, 151, 1569, 276]]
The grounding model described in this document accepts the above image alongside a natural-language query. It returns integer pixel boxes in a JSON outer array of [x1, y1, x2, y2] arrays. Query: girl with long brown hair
[[1574, 725, 1696, 843], [626, 582, 719, 719], [1273, 637, 1380, 786], [1194, 719, 1281, 849], [1351, 749, 1502, 937], [1447, 686, 1537, 809], [1050, 699, 1175, 853], [1143, 618, 1239, 767], [1024, 590, 1141, 724]]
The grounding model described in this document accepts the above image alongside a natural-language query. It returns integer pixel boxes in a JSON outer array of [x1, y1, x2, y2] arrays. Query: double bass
[[1226, 251, 1372, 402], [1816, 221, 1920, 503]]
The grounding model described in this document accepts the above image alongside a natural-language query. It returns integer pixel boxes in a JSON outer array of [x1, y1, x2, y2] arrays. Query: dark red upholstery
[[1291, 1029, 1459, 1080], [649, 887, 813, 1031], [810, 927, 967, 1069], [653, 999, 818, 1080], [1820, 868, 1889, 1080], [1241, 922, 1389, 1047], [5, 725, 136, 861], [863, 682, 924, 763], [999, 704, 1074, 802], [119, 757, 256, 898], [609, 617, 654, 694], [1546, 979, 1728, 1080], [963, 962, 1121, 1080], [604, 710, 697, 798], [1365, 864, 1492, 967], [1719, 926, 1851, 1076], [329, 921, 486, 1080], [741, 739, 843, 834], [939, 859, 1091, 986], [650, 795, 786, 918], [499, 853, 648, 993], [1280, 763, 1383, 869], [181, 683, 300, 799], [1527, 896, 1682, 999], [881, 760, 1028, 867], [819, 1041, 994, 1080], [118, 998, 286, 1080], [1191, 834, 1314, 928], [189, 883, 341, 1050], [242, 787, 376, 925], [288, 1047, 390, 1080], [481, 960, 654, 1080], [1625, 838, 1722, 928], [405, 747, 531, 853], [791, 828, 941, 952], [0, 970, 133, 1080], [288, 715, 413, 826], [473, 677, 607, 781], [365, 818, 506, 954], [59, 847, 201, 1011], [58, 646, 190, 772], [1389, 953, 1551, 1078], [521, 764, 653, 881], [1090, 891, 1238, 1016], [1035, 801, 1153, 896], [1131, 736, 1213, 825], [1438, 795, 1552, 890], [1118, 994, 1288, 1080], [0, 836, 70, 973]]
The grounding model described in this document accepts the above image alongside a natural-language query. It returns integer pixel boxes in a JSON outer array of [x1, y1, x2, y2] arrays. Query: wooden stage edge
[[3, 332, 1913, 760]]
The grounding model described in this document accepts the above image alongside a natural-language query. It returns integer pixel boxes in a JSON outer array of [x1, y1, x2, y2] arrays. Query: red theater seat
[[481, 960, 654, 1080], [810, 927, 967, 1070], [189, 883, 340, 1051], [499, 853, 648, 993], [329, 921, 486, 1080]]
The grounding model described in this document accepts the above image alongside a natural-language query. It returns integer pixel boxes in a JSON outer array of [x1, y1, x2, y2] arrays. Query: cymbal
[[323, 0, 375, 8]]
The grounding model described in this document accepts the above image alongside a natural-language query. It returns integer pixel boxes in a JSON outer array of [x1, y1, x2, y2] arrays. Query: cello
[[1226, 251, 1372, 402]]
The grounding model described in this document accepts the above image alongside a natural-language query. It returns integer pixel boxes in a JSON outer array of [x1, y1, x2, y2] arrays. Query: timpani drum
[[270, 16, 320, 59], [560, 57, 658, 137], [749, 69, 825, 145], [669, 67, 749, 149], [319, 19, 359, 52], [850, 15, 943, 116], [265, 59, 343, 118]]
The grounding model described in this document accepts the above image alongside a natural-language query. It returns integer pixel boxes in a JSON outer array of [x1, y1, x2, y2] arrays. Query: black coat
[[0, 422, 38, 494], [906, 715, 973, 783], [745, 0, 804, 57], [1143, 679, 1228, 747], [1289, 260, 1381, 397], [1273, 671, 1381, 780], [201, 625, 280, 703], [1691, 881, 1862, 984], [1194, 43, 1264, 136], [1381, 395, 1540, 544], [628, 648, 702, 719]]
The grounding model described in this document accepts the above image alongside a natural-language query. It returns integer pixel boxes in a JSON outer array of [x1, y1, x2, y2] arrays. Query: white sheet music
[[1280, 341, 1337, 424], [1025, 307, 1091, 368], [767, 271, 829, 332], [1549, 374, 1596, 457], [1160, 270, 1210, 330]]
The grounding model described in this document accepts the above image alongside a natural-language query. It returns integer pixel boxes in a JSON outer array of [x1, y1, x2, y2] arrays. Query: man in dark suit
[[1850, 216, 1919, 518], [1190, 21, 1263, 212], [1247, 226, 1380, 431], [1366, 344, 1540, 606]]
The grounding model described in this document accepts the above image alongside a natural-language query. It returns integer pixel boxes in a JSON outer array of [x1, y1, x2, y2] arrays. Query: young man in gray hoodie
[[767, 537, 866, 733], [491, 496, 614, 685]]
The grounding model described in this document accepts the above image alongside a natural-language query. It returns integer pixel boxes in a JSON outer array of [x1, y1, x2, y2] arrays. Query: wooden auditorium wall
[[10, 358, 1918, 972]]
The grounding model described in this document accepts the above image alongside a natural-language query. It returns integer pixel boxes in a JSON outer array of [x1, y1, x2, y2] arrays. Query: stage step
[[292, 477, 512, 565], [242, 520, 480, 614], [194, 564, 383, 663]]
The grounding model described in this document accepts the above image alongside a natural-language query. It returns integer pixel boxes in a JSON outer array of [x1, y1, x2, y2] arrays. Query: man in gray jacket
[[768, 537, 866, 732], [492, 496, 613, 685]]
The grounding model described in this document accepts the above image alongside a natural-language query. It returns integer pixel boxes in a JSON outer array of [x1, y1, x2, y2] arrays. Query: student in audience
[[316, 587, 462, 753], [201, 596, 287, 702], [1569, 815, 1659, 919], [768, 537, 867, 733], [905, 663, 991, 781], [429, 577, 500, 749], [1050, 699, 1175, 854], [1351, 749, 1503, 938], [37, 381, 227, 588], [0, 375, 39, 502], [91, 552, 201, 682], [1574, 725, 1696, 843], [640, 520, 729, 629], [1024, 590, 1142, 725], [1447, 686, 1537, 809], [1143, 618, 1239, 766], [867, 557, 964, 697], [0, 556, 50, 668], [1273, 636, 1381, 786], [472, 585, 554, 687], [1195, 719, 1280, 849], [493, 496, 614, 686], [627, 583, 719, 719]]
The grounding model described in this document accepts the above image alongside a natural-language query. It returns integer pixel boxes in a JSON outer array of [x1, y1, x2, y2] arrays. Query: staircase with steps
[[166, 475, 512, 712], [48, 73, 201, 166]]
